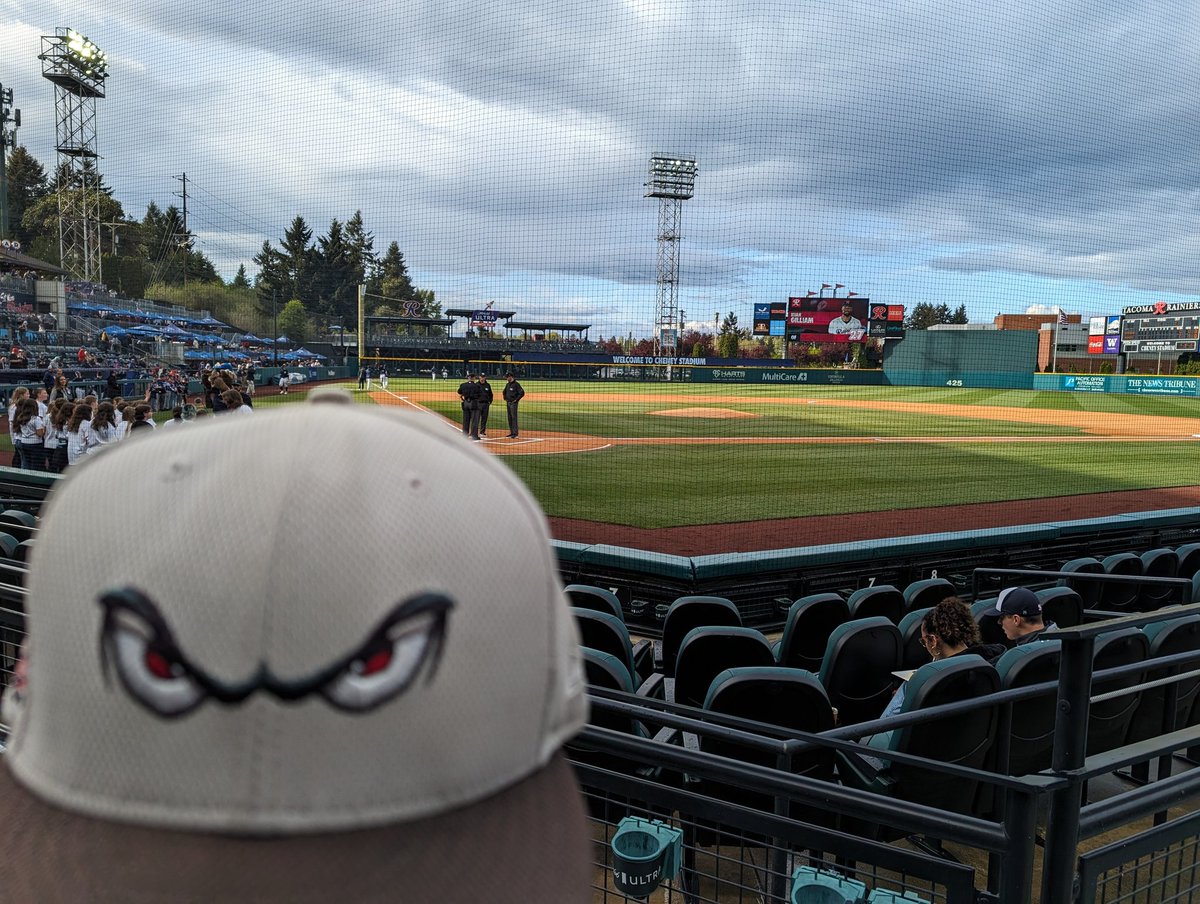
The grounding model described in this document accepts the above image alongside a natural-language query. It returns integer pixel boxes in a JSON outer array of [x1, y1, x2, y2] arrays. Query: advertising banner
[[1087, 335, 1105, 354]]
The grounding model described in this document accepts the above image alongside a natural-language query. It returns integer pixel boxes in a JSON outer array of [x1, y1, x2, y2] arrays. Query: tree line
[[3, 146, 433, 339]]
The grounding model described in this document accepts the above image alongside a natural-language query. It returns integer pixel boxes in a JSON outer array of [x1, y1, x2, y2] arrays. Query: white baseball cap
[[0, 390, 590, 902]]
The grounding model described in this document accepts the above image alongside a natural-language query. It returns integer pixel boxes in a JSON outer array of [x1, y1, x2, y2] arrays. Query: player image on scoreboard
[[787, 297, 870, 342]]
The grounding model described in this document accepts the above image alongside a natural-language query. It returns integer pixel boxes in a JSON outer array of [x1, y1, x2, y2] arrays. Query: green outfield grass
[[351, 379, 1200, 527]]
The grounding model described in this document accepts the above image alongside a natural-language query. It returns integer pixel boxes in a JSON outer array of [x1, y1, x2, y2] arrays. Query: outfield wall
[[882, 330, 1039, 389], [1034, 373, 1200, 396]]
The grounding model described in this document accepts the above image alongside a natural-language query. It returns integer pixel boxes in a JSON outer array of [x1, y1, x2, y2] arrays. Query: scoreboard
[[1120, 302, 1200, 353]]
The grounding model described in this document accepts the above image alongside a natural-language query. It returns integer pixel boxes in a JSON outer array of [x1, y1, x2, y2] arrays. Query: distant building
[[995, 313, 1082, 331]]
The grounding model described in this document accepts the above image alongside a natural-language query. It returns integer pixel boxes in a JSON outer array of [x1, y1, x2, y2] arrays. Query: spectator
[[11, 398, 46, 470], [987, 587, 1058, 651]]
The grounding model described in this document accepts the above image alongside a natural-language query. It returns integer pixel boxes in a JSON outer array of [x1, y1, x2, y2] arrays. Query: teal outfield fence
[[1034, 373, 1200, 397]]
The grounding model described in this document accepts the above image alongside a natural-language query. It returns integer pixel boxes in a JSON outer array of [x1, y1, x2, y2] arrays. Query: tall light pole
[[645, 154, 696, 358], [0, 84, 20, 239], [40, 27, 108, 282]]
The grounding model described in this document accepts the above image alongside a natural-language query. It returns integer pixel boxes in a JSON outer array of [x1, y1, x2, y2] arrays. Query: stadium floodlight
[[645, 154, 697, 356], [40, 26, 109, 280]]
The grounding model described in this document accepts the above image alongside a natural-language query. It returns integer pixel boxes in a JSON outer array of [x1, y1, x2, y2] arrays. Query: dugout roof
[[505, 320, 591, 333], [444, 308, 517, 320], [365, 315, 454, 327]]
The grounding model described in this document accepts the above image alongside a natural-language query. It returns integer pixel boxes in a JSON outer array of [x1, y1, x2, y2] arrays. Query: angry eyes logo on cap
[[97, 588, 453, 718]]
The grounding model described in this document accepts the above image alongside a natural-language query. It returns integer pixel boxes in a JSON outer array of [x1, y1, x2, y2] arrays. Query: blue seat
[[572, 608, 653, 686], [971, 598, 1008, 646], [564, 584, 623, 621], [775, 593, 849, 672], [1037, 586, 1083, 629], [1127, 615, 1200, 747], [897, 607, 933, 671], [1057, 557, 1105, 609], [1088, 627, 1149, 757], [1139, 548, 1180, 609], [660, 595, 741, 677], [674, 626, 775, 710], [848, 585, 905, 624], [818, 617, 902, 726], [993, 641, 1062, 776], [1176, 543, 1200, 581], [902, 578, 956, 615], [1099, 553, 1143, 613]]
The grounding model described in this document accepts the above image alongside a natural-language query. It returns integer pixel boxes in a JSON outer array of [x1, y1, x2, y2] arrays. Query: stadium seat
[[692, 667, 838, 840], [1036, 586, 1083, 630], [1126, 615, 1200, 749], [1176, 543, 1200, 581], [572, 608, 653, 686], [1087, 627, 1149, 757], [673, 626, 775, 710], [1057, 557, 1105, 609], [12, 539, 34, 564], [848, 585, 906, 624], [971, 598, 1008, 646], [775, 593, 849, 672], [659, 595, 741, 677], [0, 510, 35, 543], [897, 607, 933, 671], [0, 531, 20, 560], [902, 578, 956, 614], [838, 656, 1000, 834], [564, 584, 623, 621], [1139, 548, 1180, 609], [818, 617, 902, 726], [993, 641, 1062, 776], [1098, 553, 1143, 613]]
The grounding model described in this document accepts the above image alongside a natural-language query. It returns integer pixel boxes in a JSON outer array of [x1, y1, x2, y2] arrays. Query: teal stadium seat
[[1088, 627, 1149, 757], [897, 608, 933, 671], [1139, 548, 1180, 609], [1057, 557, 1104, 609], [1099, 553, 1143, 613], [673, 626, 774, 710], [902, 578, 956, 615], [564, 584, 624, 621], [775, 593, 850, 672], [659, 595, 740, 677], [818, 617, 902, 726], [791, 865, 867, 904], [848, 585, 905, 624], [572, 608, 654, 686], [993, 641, 1062, 776]]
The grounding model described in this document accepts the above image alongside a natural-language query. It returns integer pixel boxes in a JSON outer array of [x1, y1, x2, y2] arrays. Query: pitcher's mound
[[652, 407, 758, 419]]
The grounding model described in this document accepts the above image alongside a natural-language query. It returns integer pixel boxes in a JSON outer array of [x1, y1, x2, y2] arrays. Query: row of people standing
[[9, 388, 157, 472]]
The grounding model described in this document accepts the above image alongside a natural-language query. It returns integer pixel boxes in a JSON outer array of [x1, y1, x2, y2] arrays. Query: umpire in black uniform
[[477, 374, 494, 436], [503, 372, 525, 438], [457, 373, 483, 439]]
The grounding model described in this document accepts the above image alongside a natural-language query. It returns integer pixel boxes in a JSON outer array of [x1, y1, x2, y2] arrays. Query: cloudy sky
[[2, 0, 1200, 337]]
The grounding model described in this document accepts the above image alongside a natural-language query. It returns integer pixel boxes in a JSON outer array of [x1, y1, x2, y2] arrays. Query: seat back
[[675, 627, 775, 710], [703, 667, 836, 817], [1087, 627, 1149, 757], [1176, 543, 1200, 581], [564, 584, 623, 622], [818, 617, 902, 726], [777, 593, 849, 672], [995, 641, 1062, 775], [1057, 557, 1105, 608], [660, 596, 741, 677], [576, 649, 648, 774], [902, 578, 956, 614], [848, 585, 905, 624], [887, 656, 1000, 814], [0, 531, 19, 560], [1139, 548, 1180, 609], [971, 598, 1008, 646], [897, 607, 933, 671], [1128, 615, 1200, 744], [572, 608, 635, 679], [1037, 586, 1083, 629], [1099, 553, 1143, 612]]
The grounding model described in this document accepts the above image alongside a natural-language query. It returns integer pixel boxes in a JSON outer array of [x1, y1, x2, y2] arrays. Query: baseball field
[[311, 378, 1200, 549]]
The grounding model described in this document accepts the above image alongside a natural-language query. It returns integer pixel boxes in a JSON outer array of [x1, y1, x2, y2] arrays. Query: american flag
[[1057, 310, 1068, 326]]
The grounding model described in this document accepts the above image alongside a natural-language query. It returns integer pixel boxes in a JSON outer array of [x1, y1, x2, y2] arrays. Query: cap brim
[[0, 754, 591, 904]]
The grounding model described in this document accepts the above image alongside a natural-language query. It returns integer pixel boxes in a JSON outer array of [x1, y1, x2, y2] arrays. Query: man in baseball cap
[[0, 389, 591, 902], [990, 586, 1057, 647]]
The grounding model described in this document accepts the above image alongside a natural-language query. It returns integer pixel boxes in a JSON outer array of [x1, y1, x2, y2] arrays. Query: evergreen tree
[[374, 242, 416, 308], [231, 264, 251, 289], [5, 146, 49, 246], [280, 216, 316, 305], [314, 218, 358, 325]]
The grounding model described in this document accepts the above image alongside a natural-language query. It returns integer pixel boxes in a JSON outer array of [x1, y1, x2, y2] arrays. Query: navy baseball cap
[[992, 587, 1042, 618]]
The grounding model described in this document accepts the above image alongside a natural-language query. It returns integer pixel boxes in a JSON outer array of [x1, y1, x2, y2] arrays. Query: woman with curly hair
[[865, 597, 1005, 758]]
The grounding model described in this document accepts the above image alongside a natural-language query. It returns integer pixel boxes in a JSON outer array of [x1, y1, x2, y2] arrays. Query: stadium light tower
[[39, 27, 109, 281], [644, 154, 696, 357]]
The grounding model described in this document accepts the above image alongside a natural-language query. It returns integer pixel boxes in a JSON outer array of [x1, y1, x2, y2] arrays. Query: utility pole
[[173, 172, 190, 287], [0, 84, 19, 240]]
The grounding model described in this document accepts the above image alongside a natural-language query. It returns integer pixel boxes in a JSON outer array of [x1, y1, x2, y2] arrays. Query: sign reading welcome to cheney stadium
[[514, 352, 798, 367]]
